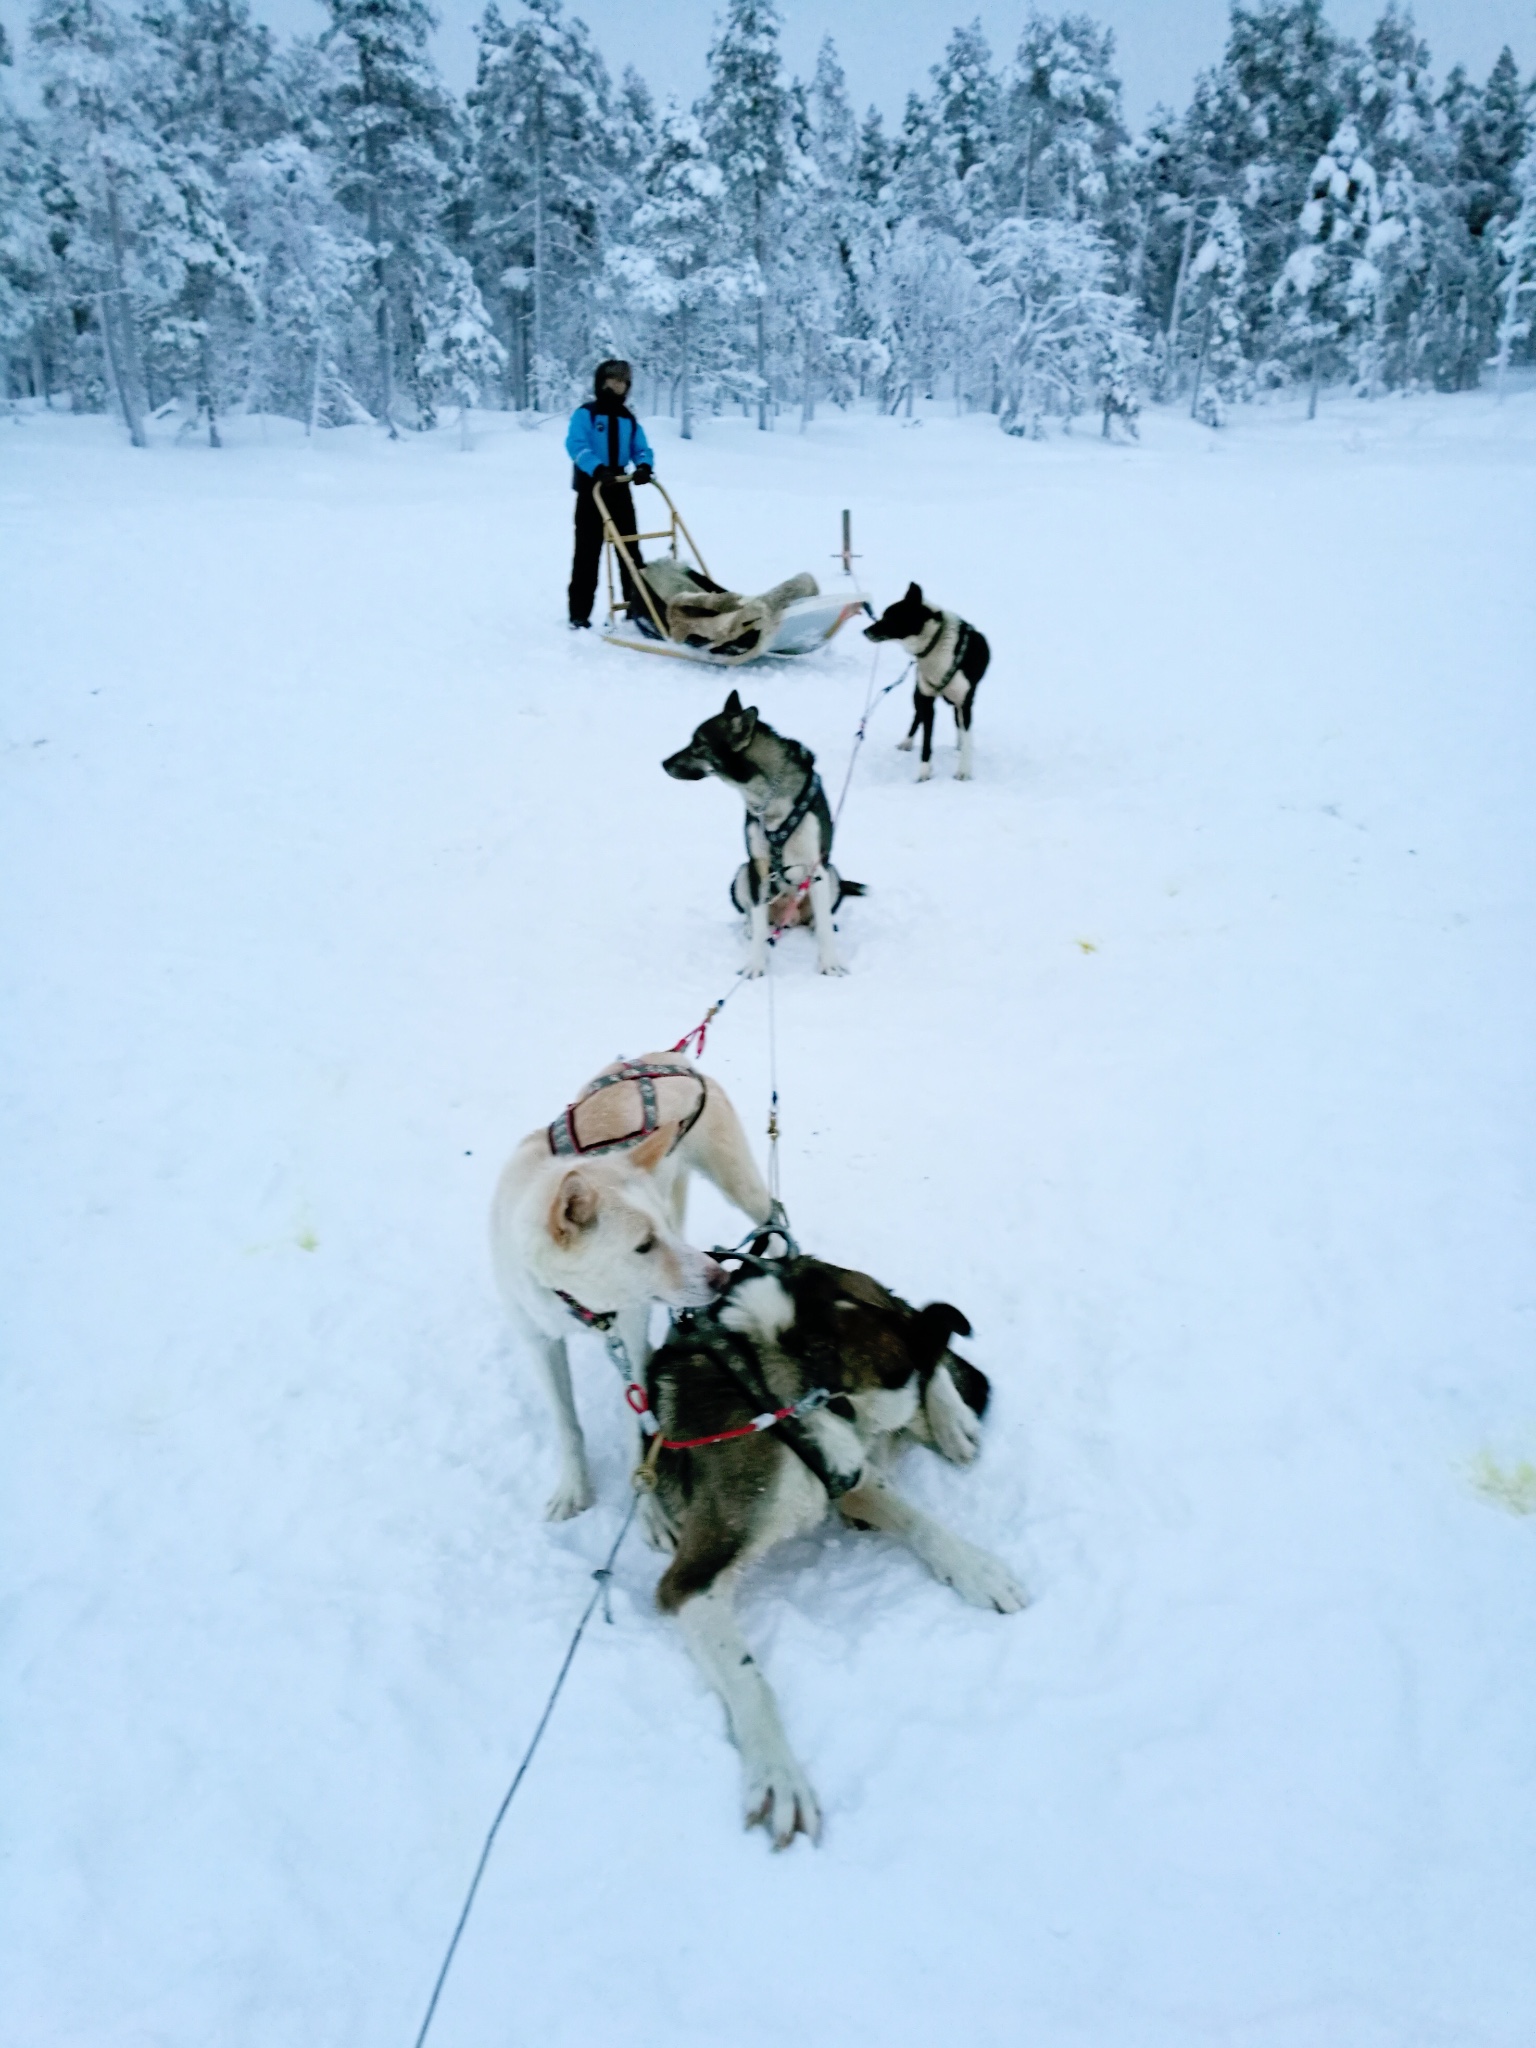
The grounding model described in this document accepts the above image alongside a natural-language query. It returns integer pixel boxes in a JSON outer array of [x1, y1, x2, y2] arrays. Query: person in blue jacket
[[565, 359, 655, 629]]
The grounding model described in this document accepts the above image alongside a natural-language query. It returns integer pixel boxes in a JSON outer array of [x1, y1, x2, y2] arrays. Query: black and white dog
[[663, 691, 863, 976], [642, 1251, 1025, 1847], [864, 583, 990, 782]]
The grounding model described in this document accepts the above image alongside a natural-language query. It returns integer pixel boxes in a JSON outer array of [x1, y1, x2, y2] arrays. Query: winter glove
[[631, 462, 653, 486], [591, 464, 615, 482]]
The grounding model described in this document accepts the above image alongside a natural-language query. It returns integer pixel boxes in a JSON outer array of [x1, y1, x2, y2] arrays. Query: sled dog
[[662, 692, 864, 976], [643, 1253, 1026, 1846], [489, 1053, 774, 1520], [864, 584, 991, 781]]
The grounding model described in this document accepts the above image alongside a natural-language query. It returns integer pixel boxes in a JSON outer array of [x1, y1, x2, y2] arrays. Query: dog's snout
[[662, 749, 706, 780], [701, 1254, 727, 1292]]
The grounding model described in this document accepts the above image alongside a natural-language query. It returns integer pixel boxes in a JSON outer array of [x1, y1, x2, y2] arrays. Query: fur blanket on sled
[[640, 559, 817, 660]]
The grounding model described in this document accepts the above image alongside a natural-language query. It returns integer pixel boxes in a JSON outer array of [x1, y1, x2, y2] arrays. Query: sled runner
[[593, 475, 869, 665]]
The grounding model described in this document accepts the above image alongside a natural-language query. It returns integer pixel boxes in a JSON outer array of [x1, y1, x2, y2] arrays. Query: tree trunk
[[102, 175, 146, 447], [532, 108, 546, 403], [1307, 336, 1321, 420], [307, 329, 325, 436], [361, 53, 396, 438], [1164, 208, 1197, 397], [680, 306, 693, 441], [754, 188, 768, 432], [1189, 302, 1212, 420], [800, 327, 813, 430], [197, 319, 221, 448]]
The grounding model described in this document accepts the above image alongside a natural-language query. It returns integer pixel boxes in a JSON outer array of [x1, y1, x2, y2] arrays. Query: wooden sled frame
[[592, 476, 868, 665], [593, 475, 712, 648]]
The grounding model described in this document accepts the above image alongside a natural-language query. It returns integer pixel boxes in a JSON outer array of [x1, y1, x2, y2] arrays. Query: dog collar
[[554, 1288, 617, 1332], [915, 617, 946, 662]]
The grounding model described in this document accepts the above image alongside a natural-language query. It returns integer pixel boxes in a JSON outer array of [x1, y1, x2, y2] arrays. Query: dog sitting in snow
[[864, 583, 990, 781], [489, 1053, 774, 1520], [663, 691, 863, 977], [642, 1252, 1025, 1847]]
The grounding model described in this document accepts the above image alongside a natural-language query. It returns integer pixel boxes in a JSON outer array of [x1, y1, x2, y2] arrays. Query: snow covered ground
[[3, 387, 1534, 2048]]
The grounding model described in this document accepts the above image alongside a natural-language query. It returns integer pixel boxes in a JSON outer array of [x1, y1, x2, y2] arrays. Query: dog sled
[[593, 475, 869, 665]]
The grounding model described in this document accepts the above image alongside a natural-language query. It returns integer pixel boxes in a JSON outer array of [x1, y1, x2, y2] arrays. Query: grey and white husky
[[643, 1252, 1026, 1846], [662, 691, 864, 976]]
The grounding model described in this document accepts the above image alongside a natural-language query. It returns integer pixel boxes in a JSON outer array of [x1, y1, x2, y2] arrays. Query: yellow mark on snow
[[1077, 940, 1098, 954], [296, 1227, 319, 1253], [1468, 1452, 1536, 1516]]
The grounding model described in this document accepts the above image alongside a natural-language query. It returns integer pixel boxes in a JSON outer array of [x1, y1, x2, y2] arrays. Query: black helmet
[[594, 358, 632, 396]]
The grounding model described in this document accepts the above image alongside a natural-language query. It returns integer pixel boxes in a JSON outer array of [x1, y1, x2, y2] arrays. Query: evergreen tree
[[1492, 146, 1536, 393], [1003, 10, 1132, 245], [1274, 121, 1382, 411], [29, 0, 185, 444], [1191, 0, 1348, 368], [0, 53, 55, 403], [1184, 195, 1248, 420], [228, 132, 369, 428], [702, 0, 790, 428], [323, 0, 470, 430], [610, 101, 749, 437], [469, 0, 613, 410], [1445, 47, 1531, 240], [931, 19, 1001, 242]]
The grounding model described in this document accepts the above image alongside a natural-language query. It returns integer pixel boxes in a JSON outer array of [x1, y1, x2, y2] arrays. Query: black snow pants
[[568, 474, 644, 625]]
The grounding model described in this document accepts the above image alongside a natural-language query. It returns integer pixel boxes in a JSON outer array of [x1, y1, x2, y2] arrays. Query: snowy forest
[[1, 0, 1533, 445]]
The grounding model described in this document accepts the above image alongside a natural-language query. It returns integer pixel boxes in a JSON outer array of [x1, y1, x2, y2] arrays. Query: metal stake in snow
[[834, 508, 860, 580]]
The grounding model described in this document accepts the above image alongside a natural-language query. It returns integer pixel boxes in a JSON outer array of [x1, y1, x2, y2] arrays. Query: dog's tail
[[836, 879, 868, 898]]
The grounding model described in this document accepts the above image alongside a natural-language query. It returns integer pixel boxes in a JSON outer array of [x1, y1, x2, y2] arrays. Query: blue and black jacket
[[566, 400, 654, 488]]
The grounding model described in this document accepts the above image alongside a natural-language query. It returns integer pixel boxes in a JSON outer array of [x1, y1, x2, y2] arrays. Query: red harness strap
[[657, 1406, 798, 1450]]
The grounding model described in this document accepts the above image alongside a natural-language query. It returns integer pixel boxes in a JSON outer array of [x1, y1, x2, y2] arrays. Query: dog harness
[[744, 764, 832, 888], [915, 616, 976, 699], [547, 1059, 707, 1159]]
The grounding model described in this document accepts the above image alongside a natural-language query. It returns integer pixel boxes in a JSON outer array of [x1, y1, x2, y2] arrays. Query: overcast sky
[[257, 0, 1532, 118], [2, 0, 1530, 120]]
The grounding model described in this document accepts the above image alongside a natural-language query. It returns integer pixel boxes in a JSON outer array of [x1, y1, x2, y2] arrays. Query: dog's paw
[[818, 961, 848, 977], [933, 1537, 1027, 1614], [916, 761, 933, 782], [925, 1365, 983, 1465], [544, 1472, 595, 1521], [743, 960, 767, 980], [744, 1750, 821, 1850], [896, 736, 915, 752], [953, 766, 972, 781]]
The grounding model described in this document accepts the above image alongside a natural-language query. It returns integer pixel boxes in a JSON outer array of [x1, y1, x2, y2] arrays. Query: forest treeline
[[1, 0, 1532, 444]]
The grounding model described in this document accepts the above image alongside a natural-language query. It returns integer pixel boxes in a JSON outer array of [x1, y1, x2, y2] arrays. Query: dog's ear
[[905, 581, 923, 606], [628, 1122, 681, 1173], [723, 689, 743, 716], [725, 700, 758, 745], [549, 1170, 599, 1244], [913, 1301, 971, 1368]]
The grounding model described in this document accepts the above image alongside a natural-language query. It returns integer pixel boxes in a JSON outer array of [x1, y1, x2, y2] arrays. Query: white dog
[[490, 1052, 774, 1520]]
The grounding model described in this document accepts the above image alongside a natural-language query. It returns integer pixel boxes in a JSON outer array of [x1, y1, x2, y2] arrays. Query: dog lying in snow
[[642, 1252, 1025, 1846], [663, 691, 863, 976], [489, 1053, 774, 1520], [864, 583, 990, 781]]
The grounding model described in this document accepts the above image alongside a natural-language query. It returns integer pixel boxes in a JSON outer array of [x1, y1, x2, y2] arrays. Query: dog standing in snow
[[662, 691, 863, 977], [642, 1252, 1025, 1846], [864, 583, 991, 781], [489, 1053, 774, 1520]]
